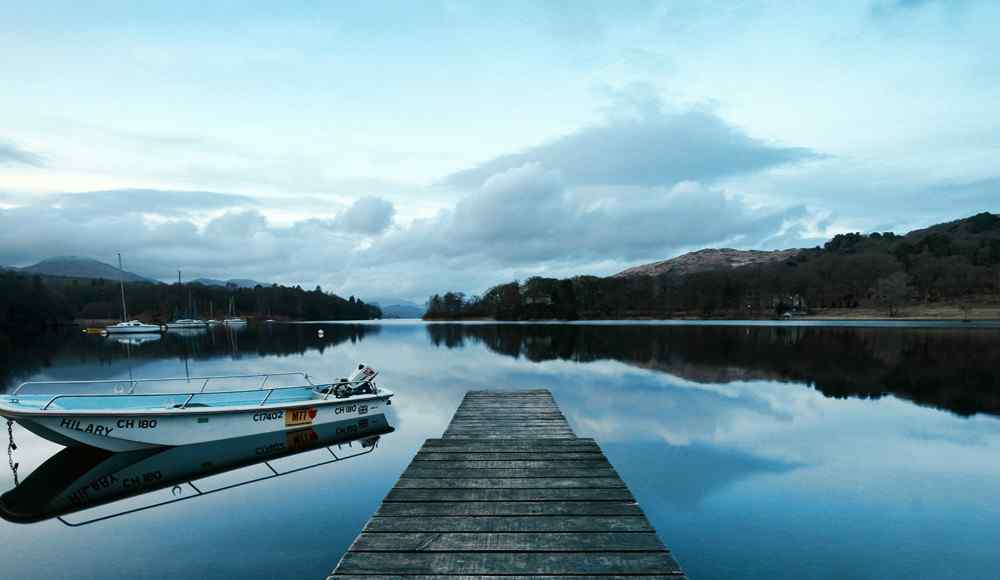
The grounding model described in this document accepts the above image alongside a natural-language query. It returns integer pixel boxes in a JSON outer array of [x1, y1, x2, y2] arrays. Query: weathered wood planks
[[328, 389, 685, 579]]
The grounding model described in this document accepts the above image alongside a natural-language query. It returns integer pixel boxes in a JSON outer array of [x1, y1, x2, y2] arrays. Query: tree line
[[425, 212, 1000, 319], [0, 272, 381, 329]]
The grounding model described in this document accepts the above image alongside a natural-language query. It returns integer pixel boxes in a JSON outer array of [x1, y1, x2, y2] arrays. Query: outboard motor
[[348, 364, 377, 385], [320, 364, 378, 398]]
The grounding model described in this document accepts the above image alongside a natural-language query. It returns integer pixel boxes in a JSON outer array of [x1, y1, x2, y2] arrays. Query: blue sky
[[1, 1, 997, 301]]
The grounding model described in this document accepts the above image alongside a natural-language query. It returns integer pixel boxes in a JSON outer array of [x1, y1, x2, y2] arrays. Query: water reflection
[[1, 414, 393, 526], [426, 323, 1000, 418], [1, 321, 998, 580]]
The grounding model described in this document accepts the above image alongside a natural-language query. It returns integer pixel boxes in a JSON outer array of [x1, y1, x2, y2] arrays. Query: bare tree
[[876, 272, 910, 317]]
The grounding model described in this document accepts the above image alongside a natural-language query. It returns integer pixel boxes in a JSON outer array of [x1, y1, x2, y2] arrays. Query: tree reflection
[[426, 323, 1000, 418]]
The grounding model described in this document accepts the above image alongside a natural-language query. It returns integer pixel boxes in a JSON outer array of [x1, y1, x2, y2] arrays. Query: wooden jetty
[[329, 389, 686, 579]]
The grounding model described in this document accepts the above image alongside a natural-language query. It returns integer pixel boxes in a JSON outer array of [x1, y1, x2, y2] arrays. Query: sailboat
[[104, 254, 162, 334], [223, 296, 247, 326], [166, 270, 208, 330]]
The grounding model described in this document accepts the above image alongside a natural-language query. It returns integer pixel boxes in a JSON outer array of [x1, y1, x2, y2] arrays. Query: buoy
[[317, 329, 325, 338]]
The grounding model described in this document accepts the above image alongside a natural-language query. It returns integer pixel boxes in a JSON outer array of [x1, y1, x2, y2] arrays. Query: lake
[[2, 320, 1000, 579]]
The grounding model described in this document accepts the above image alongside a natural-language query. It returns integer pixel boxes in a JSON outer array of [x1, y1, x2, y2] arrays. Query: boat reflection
[[0, 413, 393, 525], [108, 333, 162, 346]]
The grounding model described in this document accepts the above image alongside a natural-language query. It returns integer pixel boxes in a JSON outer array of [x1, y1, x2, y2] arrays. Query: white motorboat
[[0, 365, 392, 452], [105, 320, 163, 334]]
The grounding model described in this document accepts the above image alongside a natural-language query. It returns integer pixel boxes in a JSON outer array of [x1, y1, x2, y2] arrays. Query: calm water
[[2, 321, 1000, 580]]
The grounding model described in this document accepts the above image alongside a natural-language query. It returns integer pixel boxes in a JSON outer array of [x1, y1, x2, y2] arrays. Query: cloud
[[442, 104, 820, 189], [331, 196, 396, 235], [364, 162, 811, 273], [52, 189, 257, 219], [0, 141, 43, 166]]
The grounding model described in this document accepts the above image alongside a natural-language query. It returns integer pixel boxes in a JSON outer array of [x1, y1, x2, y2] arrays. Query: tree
[[876, 272, 910, 317]]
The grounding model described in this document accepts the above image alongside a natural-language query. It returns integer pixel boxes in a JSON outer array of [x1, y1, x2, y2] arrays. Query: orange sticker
[[285, 407, 317, 427]]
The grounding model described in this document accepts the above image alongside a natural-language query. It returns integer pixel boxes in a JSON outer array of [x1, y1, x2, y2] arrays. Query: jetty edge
[[329, 388, 686, 579]]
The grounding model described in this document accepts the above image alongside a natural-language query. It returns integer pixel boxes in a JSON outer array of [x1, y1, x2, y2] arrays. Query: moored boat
[[165, 319, 208, 330], [0, 365, 392, 452], [105, 320, 163, 334], [105, 254, 162, 334]]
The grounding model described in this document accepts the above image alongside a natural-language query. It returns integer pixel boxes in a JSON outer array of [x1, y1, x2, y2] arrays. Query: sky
[[1, 0, 998, 302]]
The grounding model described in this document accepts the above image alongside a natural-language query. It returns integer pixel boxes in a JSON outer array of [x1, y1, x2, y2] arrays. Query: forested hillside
[[0, 273, 380, 329], [425, 212, 1000, 319]]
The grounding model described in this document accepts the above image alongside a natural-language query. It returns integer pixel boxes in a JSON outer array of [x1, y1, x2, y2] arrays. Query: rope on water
[[7, 419, 18, 486]]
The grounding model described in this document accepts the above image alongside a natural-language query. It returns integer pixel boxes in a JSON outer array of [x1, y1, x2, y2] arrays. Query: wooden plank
[[350, 532, 665, 552], [335, 552, 682, 575], [403, 468, 617, 479], [408, 460, 611, 470], [376, 501, 641, 517], [415, 452, 604, 461], [332, 575, 686, 580], [443, 429, 575, 435], [403, 459, 609, 469], [393, 477, 627, 489], [420, 442, 599, 452], [385, 488, 635, 502], [363, 515, 654, 533], [423, 438, 595, 445]]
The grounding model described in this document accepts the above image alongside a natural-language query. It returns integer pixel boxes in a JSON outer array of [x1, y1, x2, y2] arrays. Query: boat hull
[[8, 394, 392, 452], [105, 325, 162, 334]]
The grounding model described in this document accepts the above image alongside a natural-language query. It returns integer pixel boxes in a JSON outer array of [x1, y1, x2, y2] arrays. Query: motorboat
[[0, 365, 392, 452], [166, 319, 208, 330], [105, 320, 163, 334], [1, 413, 393, 525]]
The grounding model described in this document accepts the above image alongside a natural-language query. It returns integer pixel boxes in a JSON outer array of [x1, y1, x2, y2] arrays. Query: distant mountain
[[371, 297, 425, 319], [190, 277, 267, 289], [614, 248, 801, 278], [380, 304, 425, 318], [18, 256, 151, 282]]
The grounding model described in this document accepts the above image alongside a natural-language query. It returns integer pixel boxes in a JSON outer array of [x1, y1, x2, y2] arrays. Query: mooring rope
[[7, 419, 19, 486]]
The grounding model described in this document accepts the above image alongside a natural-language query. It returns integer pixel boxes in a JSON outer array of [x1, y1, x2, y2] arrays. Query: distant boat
[[223, 296, 247, 326], [167, 271, 208, 330], [166, 319, 208, 330], [105, 254, 162, 335], [105, 320, 163, 334]]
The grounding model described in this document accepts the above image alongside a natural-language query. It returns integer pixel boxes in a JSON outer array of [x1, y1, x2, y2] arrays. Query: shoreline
[[422, 305, 1000, 323]]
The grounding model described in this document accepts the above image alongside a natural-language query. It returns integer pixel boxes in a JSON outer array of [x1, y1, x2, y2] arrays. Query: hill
[[614, 248, 801, 278], [371, 298, 425, 319], [18, 256, 150, 282], [425, 212, 1000, 320], [191, 277, 267, 288], [380, 304, 425, 318]]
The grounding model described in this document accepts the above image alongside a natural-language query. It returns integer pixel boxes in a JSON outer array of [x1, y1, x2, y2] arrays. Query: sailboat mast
[[117, 253, 128, 321]]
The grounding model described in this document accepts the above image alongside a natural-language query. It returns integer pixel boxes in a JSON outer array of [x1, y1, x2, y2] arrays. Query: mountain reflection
[[425, 324, 1000, 418]]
